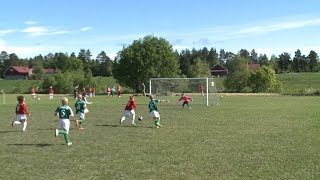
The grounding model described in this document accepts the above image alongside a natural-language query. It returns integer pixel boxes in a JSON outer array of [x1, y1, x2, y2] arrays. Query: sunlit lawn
[[1, 94, 320, 179]]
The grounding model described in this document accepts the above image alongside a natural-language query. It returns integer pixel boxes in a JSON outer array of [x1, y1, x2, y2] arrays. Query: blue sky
[[1, 0, 320, 59]]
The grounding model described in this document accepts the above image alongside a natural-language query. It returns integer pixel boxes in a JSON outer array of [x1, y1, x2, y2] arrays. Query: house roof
[[248, 64, 260, 71], [11, 66, 32, 73], [43, 68, 55, 73], [210, 64, 228, 71]]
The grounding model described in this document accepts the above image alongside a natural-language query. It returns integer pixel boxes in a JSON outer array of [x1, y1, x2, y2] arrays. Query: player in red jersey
[[178, 93, 193, 110], [31, 87, 36, 99], [49, 86, 54, 100], [120, 96, 137, 125], [199, 84, 205, 96], [12, 95, 31, 132]]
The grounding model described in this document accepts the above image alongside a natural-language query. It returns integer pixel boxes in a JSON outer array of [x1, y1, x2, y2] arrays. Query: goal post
[[149, 77, 219, 106]]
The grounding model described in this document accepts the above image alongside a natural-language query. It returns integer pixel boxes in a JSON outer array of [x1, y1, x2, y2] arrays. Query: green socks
[[58, 130, 71, 143]]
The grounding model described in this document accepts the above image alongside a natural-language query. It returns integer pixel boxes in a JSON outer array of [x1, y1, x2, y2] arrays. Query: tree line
[[0, 35, 319, 93]]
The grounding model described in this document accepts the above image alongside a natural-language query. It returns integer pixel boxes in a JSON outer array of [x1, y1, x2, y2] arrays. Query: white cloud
[[49, 30, 71, 35], [0, 29, 17, 36], [24, 21, 39, 25], [22, 26, 48, 36], [80, 26, 93, 32], [21, 26, 70, 36], [232, 17, 320, 35]]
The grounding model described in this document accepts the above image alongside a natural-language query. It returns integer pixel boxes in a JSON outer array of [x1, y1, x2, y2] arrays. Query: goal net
[[149, 78, 219, 106]]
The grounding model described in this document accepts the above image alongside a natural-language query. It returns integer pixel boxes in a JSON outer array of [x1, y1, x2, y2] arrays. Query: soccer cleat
[[22, 129, 27, 132], [131, 122, 136, 126], [67, 142, 72, 145], [11, 121, 15, 127], [75, 120, 79, 128], [120, 118, 124, 124], [54, 129, 59, 137]]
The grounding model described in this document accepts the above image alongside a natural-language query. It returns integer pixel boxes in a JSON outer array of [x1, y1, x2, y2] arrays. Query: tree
[[113, 35, 180, 91], [239, 49, 250, 60], [179, 49, 192, 76], [308, 50, 319, 72], [278, 52, 291, 73], [219, 49, 226, 61], [249, 66, 282, 93], [31, 60, 44, 80], [258, 54, 269, 66], [77, 49, 87, 62], [54, 53, 83, 72], [95, 51, 113, 76], [270, 55, 280, 73], [0, 51, 9, 62], [250, 49, 258, 64], [187, 58, 210, 77], [0, 51, 9, 78], [224, 55, 251, 92], [207, 48, 219, 67]]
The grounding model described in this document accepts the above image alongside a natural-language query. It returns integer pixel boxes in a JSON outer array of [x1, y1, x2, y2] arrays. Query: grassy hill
[[276, 73, 320, 95], [2, 73, 320, 94]]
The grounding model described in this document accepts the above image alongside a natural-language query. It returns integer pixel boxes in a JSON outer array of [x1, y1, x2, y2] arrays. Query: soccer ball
[[138, 116, 143, 121], [37, 97, 41, 100]]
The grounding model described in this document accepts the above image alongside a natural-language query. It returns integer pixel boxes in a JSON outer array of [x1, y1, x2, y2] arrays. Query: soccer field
[[1, 94, 320, 179]]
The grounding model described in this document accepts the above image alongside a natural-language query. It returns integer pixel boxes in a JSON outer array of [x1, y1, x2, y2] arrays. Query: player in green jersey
[[75, 94, 87, 130], [148, 95, 169, 128], [54, 97, 74, 145]]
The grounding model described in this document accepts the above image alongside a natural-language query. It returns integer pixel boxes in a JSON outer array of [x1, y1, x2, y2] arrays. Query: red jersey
[[89, 87, 94, 93], [117, 86, 122, 92], [199, 84, 204, 91], [179, 96, 192, 102], [16, 102, 30, 115], [124, 99, 136, 110], [49, 88, 54, 94]]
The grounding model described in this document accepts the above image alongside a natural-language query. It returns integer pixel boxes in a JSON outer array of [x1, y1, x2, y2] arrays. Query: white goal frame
[[149, 77, 219, 106]]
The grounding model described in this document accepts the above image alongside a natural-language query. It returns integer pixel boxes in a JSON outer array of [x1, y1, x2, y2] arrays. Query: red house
[[248, 64, 260, 72], [210, 64, 228, 77], [4, 66, 32, 80]]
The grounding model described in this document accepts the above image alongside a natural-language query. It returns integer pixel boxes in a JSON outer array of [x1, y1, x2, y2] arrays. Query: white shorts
[[16, 114, 27, 121], [84, 108, 89, 114], [149, 111, 160, 118], [123, 110, 135, 117], [59, 119, 70, 134], [77, 112, 85, 120]]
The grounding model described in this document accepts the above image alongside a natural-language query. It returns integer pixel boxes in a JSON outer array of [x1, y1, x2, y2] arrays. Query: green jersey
[[149, 99, 160, 112], [55, 105, 74, 119], [75, 99, 86, 114]]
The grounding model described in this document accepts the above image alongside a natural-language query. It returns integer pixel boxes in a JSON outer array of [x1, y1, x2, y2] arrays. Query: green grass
[[276, 73, 320, 94], [1, 94, 320, 179]]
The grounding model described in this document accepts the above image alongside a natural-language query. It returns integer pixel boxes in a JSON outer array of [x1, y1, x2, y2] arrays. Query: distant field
[[2, 73, 320, 94], [1, 94, 320, 179], [276, 73, 320, 94]]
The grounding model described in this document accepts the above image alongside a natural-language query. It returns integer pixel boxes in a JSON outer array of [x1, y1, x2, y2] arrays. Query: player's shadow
[[8, 143, 53, 147], [96, 124, 121, 128], [96, 124, 152, 128], [0, 130, 17, 134]]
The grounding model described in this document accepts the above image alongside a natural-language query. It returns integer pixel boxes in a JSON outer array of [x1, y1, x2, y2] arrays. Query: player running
[[12, 95, 31, 132], [178, 93, 193, 109], [75, 94, 87, 130], [120, 95, 137, 126]]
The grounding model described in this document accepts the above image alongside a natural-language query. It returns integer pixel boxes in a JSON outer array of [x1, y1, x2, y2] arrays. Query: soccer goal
[[149, 78, 219, 106]]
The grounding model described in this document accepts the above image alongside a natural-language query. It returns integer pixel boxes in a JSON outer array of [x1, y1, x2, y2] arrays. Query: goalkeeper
[[178, 93, 193, 109]]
